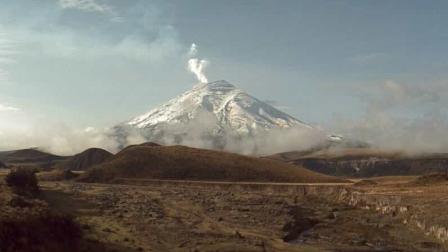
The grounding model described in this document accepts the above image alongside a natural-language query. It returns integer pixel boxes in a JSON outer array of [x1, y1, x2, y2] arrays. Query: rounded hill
[[59, 148, 113, 171], [81, 145, 345, 183], [0, 148, 67, 169]]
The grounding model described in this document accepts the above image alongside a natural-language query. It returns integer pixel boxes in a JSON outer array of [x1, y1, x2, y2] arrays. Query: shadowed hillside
[[0, 148, 68, 170], [81, 145, 344, 183], [118, 142, 161, 153], [58, 148, 113, 171]]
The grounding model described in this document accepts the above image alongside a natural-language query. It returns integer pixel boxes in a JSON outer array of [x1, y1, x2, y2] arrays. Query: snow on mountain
[[126, 80, 311, 133], [114, 80, 331, 153]]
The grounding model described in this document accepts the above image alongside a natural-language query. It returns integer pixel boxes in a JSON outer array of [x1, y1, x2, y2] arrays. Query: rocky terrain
[[37, 177, 446, 252], [2, 167, 448, 251], [2, 146, 448, 252], [348, 175, 448, 247]]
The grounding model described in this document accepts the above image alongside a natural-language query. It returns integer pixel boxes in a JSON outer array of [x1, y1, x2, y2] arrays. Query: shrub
[[0, 212, 82, 252], [5, 168, 40, 196], [37, 169, 79, 181]]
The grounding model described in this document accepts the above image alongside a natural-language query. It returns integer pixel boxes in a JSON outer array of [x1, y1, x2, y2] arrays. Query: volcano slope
[[81, 145, 344, 183]]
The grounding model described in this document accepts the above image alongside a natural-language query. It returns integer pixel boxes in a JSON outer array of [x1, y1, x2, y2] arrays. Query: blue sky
[[0, 0, 448, 152]]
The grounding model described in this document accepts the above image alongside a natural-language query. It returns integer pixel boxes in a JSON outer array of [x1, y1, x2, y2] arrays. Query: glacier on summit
[[113, 80, 333, 154]]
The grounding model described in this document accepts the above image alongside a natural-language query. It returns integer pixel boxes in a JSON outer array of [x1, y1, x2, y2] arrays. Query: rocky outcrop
[[332, 189, 448, 245], [91, 177, 448, 245]]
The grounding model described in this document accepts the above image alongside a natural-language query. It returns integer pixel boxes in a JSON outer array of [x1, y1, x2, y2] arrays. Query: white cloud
[[58, 0, 112, 13], [0, 104, 19, 112], [0, 113, 120, 154], [329, 80, 448, 153], [3, 5, 182, 63], [367, 80, 446, 111]]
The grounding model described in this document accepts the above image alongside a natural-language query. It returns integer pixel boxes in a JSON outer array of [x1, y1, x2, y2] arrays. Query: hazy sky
[[1, 0, 448, 153]]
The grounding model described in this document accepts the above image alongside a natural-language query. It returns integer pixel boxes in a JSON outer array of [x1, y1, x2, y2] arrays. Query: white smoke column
[[187, 43, 208, 83], [188, 43, 198, 56]]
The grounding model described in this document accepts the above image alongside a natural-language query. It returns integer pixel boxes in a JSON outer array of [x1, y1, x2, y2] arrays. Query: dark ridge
[[118, 142, 162, 154], [58, 148, 113, 171], [1, 148, 68, 170], [268, 148, 448, 177]]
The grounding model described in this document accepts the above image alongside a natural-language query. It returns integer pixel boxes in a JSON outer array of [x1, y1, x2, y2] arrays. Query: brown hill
[[0, 160, 6, 168], [0, 148, 68, 170], [411, 173, 448, 186], [118, 142, 161, 153], [81, 145, 344, 183], [58, 148, 113, 171]]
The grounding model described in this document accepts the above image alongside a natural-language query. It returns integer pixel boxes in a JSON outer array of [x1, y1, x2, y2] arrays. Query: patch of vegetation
[[5, 168, 40, 197], [0, 211, 82, 252], [37, 169, 79, 181], [1, 169, 83, 252], [412, 173, 448, 185]]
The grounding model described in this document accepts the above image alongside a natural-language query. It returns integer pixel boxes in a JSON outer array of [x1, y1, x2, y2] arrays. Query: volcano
[[114, 80, 333, 153]]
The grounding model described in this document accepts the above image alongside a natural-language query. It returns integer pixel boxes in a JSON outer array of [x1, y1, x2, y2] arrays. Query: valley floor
[[38, 178, 446, 252]]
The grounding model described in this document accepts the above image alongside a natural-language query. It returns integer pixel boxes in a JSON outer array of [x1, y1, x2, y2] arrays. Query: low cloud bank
[[0, 121, 328, 156], [0, 105, 330, 156], [2, 79, 448, 156], [328, 80, 448, 154], [0, 123, 117, 155], [115, 108, 330, 156]]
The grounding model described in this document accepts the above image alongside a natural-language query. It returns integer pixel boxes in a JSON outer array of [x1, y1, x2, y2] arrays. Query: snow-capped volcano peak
[[126, 80, 312, 135], [112, 80, 350, 154]]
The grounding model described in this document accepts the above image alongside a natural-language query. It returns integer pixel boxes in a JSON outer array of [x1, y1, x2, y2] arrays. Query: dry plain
[[2, 168, 448, 252], [38, 176, 448, 252]]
